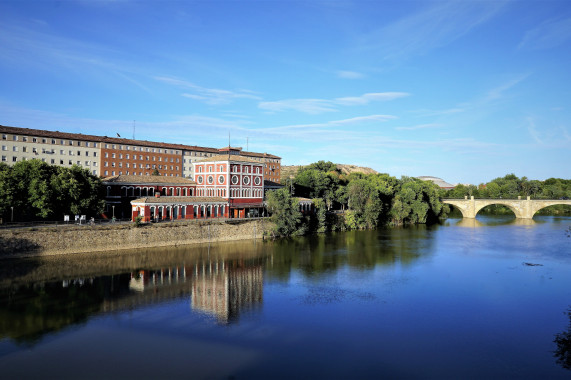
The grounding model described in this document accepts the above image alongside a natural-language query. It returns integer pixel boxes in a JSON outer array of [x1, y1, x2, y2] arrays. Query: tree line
[[0, 160, 105, 223], [443, 173, 571, 200], [266, 161, 447, 237], [266, 163, 571, 237], [443, 173, 571, 216]]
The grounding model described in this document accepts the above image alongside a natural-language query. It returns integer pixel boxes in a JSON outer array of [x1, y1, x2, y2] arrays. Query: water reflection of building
[[128, 267, 188, 292], [124, 259, 264, 323], [191, 260, 263, 323]]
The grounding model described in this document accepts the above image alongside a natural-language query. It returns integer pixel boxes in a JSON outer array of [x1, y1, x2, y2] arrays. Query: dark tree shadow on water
[[0, 235, 41, 257], [554, 307, 571, 370]]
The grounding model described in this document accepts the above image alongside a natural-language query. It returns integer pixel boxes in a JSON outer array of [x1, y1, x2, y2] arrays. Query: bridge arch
[[442, 197, 571, 219], [531, 202, 571, 217], [473, 202, 522, 218]]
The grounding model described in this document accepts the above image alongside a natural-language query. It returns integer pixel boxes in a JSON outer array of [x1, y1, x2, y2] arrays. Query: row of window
[[145, 205, 225, 219], [194, 187, 263, 198], [103, 152, 179, 162], [1, 156, 98, 174], [103, 170, 179, 177], [2, 134, 98, 147], [2, 145, 97, 156], [103, 161, 178, 170], [103, 144, 180, 154], [195, 165, 262, 174], [115, 187, 194, 197], [183, 151, 215, 157], [195, 188, 227, 197], [2, 155, 95, 166], [196, 175, 262, 186]]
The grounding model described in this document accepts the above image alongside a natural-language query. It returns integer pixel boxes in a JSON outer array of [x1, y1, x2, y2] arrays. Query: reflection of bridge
[[443, 196, 571, 219]]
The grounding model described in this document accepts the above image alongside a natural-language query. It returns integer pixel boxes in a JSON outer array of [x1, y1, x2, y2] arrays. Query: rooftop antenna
[[246, 137, 249, 151], [132, 120, 136, 140], [228, 131, 231, 148]]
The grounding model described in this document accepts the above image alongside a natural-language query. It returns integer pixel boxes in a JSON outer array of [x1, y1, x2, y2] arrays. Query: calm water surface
[[1, 215, 570, 379]]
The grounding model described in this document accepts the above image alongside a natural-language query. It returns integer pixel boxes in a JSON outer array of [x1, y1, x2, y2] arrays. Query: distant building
[[416, 176, 455, 189]]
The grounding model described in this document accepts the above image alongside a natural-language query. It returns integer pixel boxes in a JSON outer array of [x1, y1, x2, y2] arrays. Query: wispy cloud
[[258, 98, 336, 114], [412, 108, 465, 117], [335, 92, 409, 105], [395, 123, 443, 131], [485, 74, 530, 101], [518, 17, 571, 50], [526, 117, 543, 144], [0, 23, 155, 93], [526, 116, 571, 147], [336, 70, 365, 79], [358, 136, 501, 154], [411, 74, 529, 123], [261, 114, 397, 133], [259, 92, 409, 114], [155, 76, 261, 105], [358, 0, 507, 61]]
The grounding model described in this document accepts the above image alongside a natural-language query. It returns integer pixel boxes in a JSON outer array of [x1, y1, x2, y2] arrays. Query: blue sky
[[1, 0, 570, 184]]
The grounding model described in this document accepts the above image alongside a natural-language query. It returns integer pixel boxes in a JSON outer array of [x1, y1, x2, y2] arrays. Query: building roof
[[0, 125, 106, 143], [102, 175, 196, 185], [217, 146, 280, 160], [131, 196, 228, 204], [0, 124, 278, 158], [264, 180, 284, 188], [416, 176, 455, 189], [241, 151, 281, 159], [195, 154, 262, 164]]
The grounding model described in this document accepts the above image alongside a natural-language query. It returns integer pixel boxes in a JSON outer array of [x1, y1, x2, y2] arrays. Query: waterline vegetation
[[267, 161, 447, 237], [267, 162, 571, 238]]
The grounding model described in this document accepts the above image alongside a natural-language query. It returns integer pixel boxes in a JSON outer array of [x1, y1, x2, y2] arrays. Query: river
[[1, 215, 570, 379]]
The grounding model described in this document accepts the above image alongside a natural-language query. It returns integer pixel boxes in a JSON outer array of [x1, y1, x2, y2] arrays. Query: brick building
[[130, 148, 266, 222], [1, 125, 282, 182], [102, 175, 196, 219]]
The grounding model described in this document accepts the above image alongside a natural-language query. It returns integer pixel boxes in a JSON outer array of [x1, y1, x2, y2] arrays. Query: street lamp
[[11, 207, 13, 223], [112, 205, 115, 220]]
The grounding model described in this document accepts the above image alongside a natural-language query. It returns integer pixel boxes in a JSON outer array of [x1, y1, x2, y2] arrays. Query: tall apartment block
[[0, 125, 281, 182]]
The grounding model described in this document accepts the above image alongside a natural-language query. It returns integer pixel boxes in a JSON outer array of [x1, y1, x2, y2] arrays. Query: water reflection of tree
[[554, 308, 571, 370], [265, 226, 435, 281], [0, 275, 129, 344]]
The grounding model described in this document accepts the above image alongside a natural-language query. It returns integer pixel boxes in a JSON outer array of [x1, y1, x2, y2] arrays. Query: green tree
[[0, 160, 105, 221], [10, 160, 57, 219], [312, 198, 327, 233], [266, 188, 304, 237], [390, 177, 443, 225], [485, 182, 501, 198], [51, 165, 106, 217], [346, 178, 383, 228], [335, 186, 348, 210]]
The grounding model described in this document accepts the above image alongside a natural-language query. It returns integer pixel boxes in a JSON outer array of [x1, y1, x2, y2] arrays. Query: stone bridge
[[442, 196, 571, 219]]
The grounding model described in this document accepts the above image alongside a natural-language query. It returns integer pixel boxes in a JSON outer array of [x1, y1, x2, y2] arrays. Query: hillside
[[280, 164, 378, 182]]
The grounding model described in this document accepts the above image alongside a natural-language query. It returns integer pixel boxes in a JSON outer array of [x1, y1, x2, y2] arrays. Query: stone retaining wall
[[0, 219, 273, 258]]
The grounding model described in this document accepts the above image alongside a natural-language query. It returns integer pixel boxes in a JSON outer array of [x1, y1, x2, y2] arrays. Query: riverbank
[[0, 219, 272, 258]]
